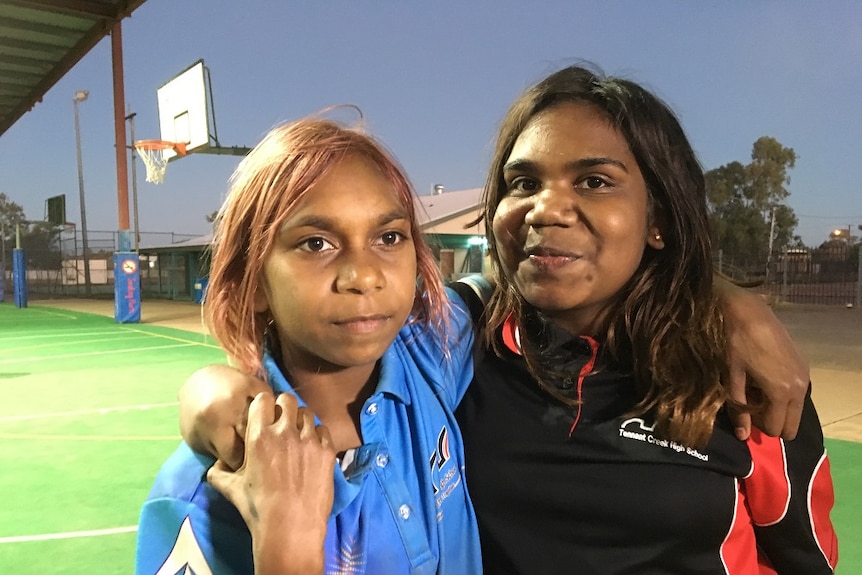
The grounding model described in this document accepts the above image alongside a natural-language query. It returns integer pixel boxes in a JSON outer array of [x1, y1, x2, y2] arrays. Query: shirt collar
[[262, 344, 411, 406], [261, 351, 366, 516], [502, 312, 598, 360], [376, 338, 411, 405]]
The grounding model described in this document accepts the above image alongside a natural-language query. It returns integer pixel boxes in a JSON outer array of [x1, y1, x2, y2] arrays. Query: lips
[[523, 245, 582, 271], [524, 245, 580, 259], [333, 314, 391, 334]]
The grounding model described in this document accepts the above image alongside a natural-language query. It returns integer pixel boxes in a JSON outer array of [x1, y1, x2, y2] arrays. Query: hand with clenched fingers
[[717, 277, 809, 441], [207, 392, 336, 575], [179, 364, 270, 470]]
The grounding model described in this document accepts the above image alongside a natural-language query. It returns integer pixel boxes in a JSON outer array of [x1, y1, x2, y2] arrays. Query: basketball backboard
[[156, 59, 212, 160]]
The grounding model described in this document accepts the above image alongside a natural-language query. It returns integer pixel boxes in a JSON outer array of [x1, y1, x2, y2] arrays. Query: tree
[[1, 193, 27, 265], [706, 137, 799, 273], [21, 221, 63, 270], [0, 194, 66, 271], [0, 192, 26, 235]]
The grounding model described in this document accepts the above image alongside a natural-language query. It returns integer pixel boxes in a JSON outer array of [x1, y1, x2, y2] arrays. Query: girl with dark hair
[[455, 64, 836, 573]]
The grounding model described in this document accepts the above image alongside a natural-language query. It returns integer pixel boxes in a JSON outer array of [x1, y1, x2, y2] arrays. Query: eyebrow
[[286, 209, 410, 232], [503, 157, 629, 173]]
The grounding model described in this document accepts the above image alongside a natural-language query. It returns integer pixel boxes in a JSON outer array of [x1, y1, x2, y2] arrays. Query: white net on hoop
[[135, 144, 171, 184]]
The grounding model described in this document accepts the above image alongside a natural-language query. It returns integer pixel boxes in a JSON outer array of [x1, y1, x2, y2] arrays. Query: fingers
[[272, 393, 320, 438], [778, 345, 808, 441], [244, 391, 276, 443], [273, 392, 300, 429], [236, 394, 253, 440], [297, 408, 318, 440], [255, 393, 328, 446], [781, 396, 804, 440], [207, 459, 239, 502], [725, 360, 751, 441], [315, 422, 334, 451], [219, 427, 246, 472], [720, 284, 809, 442], [242, 392, 333, 472], [755, 378, 803, 440]]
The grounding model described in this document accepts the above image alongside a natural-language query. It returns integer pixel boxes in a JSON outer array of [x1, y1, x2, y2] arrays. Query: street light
[[73, 89, 91, 295]]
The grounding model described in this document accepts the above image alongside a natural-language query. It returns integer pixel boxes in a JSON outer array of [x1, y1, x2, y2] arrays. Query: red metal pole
[[111, 21, 130, 231]]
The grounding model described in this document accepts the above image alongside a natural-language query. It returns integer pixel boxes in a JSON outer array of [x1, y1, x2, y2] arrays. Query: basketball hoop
[[134, 140, 187, 184]]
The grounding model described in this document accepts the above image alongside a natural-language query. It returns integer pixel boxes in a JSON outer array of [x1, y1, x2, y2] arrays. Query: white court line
[[0, 525, 137, 544], [0, 401, 178, 422], [119, 326, 219, 349], [0, 342, 202, 365], [0, 433, 181, 441], [0, 334, 159, 355], [14, 308, 80, 320], [0, 330, 121, 342]]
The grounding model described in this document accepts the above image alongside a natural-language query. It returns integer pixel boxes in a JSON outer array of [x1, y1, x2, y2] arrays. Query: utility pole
[[766, 205, 777, 281]]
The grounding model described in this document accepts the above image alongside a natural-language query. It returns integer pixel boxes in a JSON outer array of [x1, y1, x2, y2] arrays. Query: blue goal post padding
[[13, 249, 27, 308], [113, 252, 141, 323]]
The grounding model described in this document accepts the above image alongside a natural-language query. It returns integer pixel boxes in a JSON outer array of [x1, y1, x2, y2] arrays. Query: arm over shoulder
[[744, 387, 838, 574]]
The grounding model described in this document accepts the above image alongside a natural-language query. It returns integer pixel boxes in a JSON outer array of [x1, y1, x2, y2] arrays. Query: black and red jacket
[[452, 285, 837, 575]]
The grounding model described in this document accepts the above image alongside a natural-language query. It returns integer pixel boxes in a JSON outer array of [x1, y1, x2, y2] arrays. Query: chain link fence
[[1, 228, 199, 299], [717, 242, 861, 307]]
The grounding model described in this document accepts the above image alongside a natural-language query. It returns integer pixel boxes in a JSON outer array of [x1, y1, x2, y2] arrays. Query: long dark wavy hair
[[483, 64, 727, 447]]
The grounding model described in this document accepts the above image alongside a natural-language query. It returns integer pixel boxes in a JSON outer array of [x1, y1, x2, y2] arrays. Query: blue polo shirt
[[135, 288, 481, 575]]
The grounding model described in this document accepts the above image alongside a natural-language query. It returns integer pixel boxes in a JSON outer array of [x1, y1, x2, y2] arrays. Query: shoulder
[[137, 444, 251, 574], [144, 442, 243, 523], [146, 442, 215, 502], [397, 286, 473, 354], [450, 275, 493, 323]]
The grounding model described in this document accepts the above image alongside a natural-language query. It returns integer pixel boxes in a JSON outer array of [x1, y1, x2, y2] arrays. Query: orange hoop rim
[[134, 139, 187, 155]]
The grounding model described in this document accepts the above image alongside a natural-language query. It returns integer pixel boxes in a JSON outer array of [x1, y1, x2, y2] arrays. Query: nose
[[524, 183, 577, 228], [335, 249, 386, 294]]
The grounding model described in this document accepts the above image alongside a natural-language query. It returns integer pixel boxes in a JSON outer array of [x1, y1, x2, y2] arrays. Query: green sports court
[[0, 300, 224, 573], [0, 298, 860, 574]]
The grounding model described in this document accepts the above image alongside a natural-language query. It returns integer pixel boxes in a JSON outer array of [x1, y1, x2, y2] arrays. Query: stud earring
[[654, 233, 662, 241]]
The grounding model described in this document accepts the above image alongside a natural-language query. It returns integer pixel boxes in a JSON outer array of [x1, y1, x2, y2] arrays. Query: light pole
[[73, 89, 91, 295], [126, 111, 140, 251]]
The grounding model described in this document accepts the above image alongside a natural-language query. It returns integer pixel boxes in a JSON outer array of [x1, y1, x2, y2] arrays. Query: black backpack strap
[[451, 275, 493, 326]]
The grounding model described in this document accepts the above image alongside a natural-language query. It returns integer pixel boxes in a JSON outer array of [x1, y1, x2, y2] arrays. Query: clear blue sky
[[1, 0, 860, 247]]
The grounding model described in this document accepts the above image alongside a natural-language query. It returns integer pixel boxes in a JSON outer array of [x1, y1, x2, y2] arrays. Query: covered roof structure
[[0, 0, 147, 138]]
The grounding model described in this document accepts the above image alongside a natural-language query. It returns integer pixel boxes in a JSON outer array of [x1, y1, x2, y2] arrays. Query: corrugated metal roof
[[0, 0, 148, 137], [417, 187, 483, 227]]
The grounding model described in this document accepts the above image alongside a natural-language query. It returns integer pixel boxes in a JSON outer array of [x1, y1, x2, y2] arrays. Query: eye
[[376, 231, 408, 246], [506, 176, 540, 196], [298, 236, 335, 252], [576, 176, 610, 190]]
